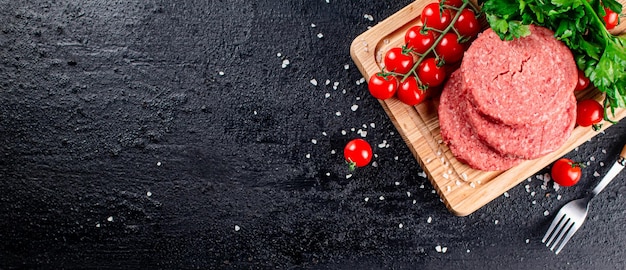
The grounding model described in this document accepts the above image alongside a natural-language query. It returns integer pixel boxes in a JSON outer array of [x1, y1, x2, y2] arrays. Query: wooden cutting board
[[350, 0, 626, 216]]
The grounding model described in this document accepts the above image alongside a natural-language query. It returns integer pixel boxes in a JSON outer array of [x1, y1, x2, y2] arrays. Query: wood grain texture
[[350, 0, 626, 216]]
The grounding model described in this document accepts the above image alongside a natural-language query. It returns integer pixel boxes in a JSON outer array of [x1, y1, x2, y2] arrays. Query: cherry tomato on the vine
[[384, 47, 414, 75], [421, 3, 453, 31], [442, 0, 464, 8], [405, 26, 437, 55], [551, 158, 583, 187], [435, 33, 465, 63], [368, 73, 398, 100], [603, 7, 619, 30], [574, 69, 590, 91], [344, 138, 373, 170], [576, 99, 604, 130], [397, 76, 427, 106], [454, 9, 481, 39], [417, 58, 446, 87]]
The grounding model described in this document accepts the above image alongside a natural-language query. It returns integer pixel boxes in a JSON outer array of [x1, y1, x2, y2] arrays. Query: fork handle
[[590, 144, 626, 197]]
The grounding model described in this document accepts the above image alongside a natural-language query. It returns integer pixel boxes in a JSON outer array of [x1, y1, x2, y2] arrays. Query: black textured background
[[1, 0, 625, 269]]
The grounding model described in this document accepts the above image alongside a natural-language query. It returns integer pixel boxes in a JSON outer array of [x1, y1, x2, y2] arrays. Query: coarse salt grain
[[156, 161, 162, 166], [346, 174, 352, 179], [310, 79, 318, 86], [435, 245, 442, 253], [371, 161, 378, 167], [335, 111, 342, 116], [276, 52, 282, 57], [364, 197, 369, 202], [594, 171, 600, 177], [494, 220, 499, 225], [330, 150, 336, 154], [311, 139, 317, 144], [351, 104, 359, 111], [364, 14, 374, 21], [427, 217, 432, 223], [305, 153, 311, 158], [395, 181, 400, 186], [504, 192, 510, 198], [107, 216, 113, 222], [147, 191, 152, 197], [234, 225, 241, 231], [379, 196, 385, 200], [281, 59, 290, 68], [218, 71, 225, 76], [341, 130, 347, 135], [311, 23, 316, 27], [407, 192, 411, 197], [399, 223, 403, 228], [544, 210, 550, 216], [344, 64, 349, 70], [317, 33, 324, 38]]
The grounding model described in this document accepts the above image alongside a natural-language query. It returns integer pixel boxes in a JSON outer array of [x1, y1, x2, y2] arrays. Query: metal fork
[[542, 144, 626, 254]]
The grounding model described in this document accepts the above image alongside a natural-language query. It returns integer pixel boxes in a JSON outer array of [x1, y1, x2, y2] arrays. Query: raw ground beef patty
[[438, 71, 523, 171], [465, 93, 577, 159], [460, 25, 577, 126]]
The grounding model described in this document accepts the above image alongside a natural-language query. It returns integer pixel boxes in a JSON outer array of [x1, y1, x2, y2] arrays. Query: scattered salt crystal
[[147, 191, 152, 197], [234, 225, 241, 231], [590, 156, 596, 161], [96, 223, 101, 228], [419, 184, 425, 189], [253, 110, 257, 115], [346, 174, 352, 179], [425, 158, 432, 164], [351, 104, 359, 111], [335, 111, 342, 116], [442, 247, 448, 253], [435, 245, 442, 252], [364, 197, 369, 202], [218, 71, 225, 76], [446, 186, 451, 192], [557, 195, 562, 200], [399, 223, 403, 228], [532, 200, 537, 205], [467, 249, 471, 253], [324, 79, 330, 85], [413, 200, 417, 204], [370, 123, 376, 128], [455, 180, 461, 186], [311, 23, 316, 27], [310, 79, 318, 86], [443, 173, 449, 179], [344, 64, 350, 70], [342, 89, 347, 94], [107, 216, 113, 222], [600, 162, 605, 167], [461, 173, 468, 181], [281, 59, 290, 68], [494, 220, 499, 225], [371, 161, 378, 167], [544, 210, 550, 216], [305, 153, 311, 158], [594, 171, 600, 177], [418, 171, 427, 178], [525, 239, 530, 244], [394, 156, 399, 161], [553, 182, 561, 191], [317, 33, 324, 38], [156, 161, 162, 166], [276, 52, 282, 57], [504, 192, 510, 198], [379, 196, 385, 200], [531, 191, 536, 197], [364, 14, 374, 21], [341, 130, 347, 135], [322, 132, 327, 136], [469, 182, 476, 188], [602, 149, 607, 154], [330, 150, 336, 154], [407, 192, 411, 197], [311, 139, 317, 144], [427, 217, 432, 223], [325, 172, 330, 176], [395, 182, 400, 186]]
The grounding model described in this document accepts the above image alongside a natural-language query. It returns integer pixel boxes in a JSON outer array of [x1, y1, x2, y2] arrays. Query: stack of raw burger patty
[[439, 25, 578, 171]]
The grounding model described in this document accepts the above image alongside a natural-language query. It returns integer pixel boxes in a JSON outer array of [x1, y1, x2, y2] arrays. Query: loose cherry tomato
[[551, 158, 583, 187], [442, 0, 464, 8], [435, 33, 464, 63], [397, 77, 427, 106], [417, 58, 446, 87], [576, 99, 604, 130], [454, 9, 481, 39], [344, 139, 373, 170], [574, 69, 590, 91], [421, 3, 453, 31], [368, 73, 398, 100], [405, 26, 437, 55], [603, 7, 619, 30], [384, 47, 414, 75]]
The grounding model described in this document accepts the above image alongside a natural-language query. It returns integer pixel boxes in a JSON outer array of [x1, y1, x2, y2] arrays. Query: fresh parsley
[[480, 0, 625, 121]]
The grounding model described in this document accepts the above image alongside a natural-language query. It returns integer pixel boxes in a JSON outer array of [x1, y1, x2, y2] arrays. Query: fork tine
[[554, 222, 580, 255], [542, 212, 565, 243], [545, 214, 568, 247], [549, 218, 573, 251]]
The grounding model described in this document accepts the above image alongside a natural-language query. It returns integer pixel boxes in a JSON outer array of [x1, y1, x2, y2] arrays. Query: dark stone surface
[[1, 0, 625, 269]]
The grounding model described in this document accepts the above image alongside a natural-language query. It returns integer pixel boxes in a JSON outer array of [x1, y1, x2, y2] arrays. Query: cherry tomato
[[442, 0, 464, 8], [405, 26, 437, 55], [454, 9, 481, 39], [368, 73, 398, 100], [435, 33, 465, 63], [417, 58, 446, 87], [603, 7, 619, 30], [576, 99, 604, 130], [551, 158, 583, 187], [574, 69, 590, 91], [344, 139, 373, 169], [397, 77, 427, 106], [384, 47, 414, 74], [421, 3, 453, 31]]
